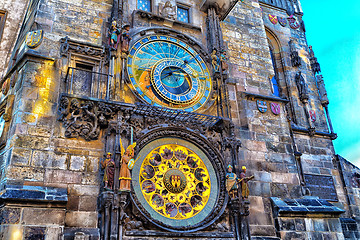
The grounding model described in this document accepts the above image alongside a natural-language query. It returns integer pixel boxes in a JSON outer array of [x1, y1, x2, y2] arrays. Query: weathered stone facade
[[0, 0, 30, 78], [0, 0, 358, 239]]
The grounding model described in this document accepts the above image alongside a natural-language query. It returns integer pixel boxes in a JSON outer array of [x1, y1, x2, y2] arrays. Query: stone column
[[206, 7, 230, 118]]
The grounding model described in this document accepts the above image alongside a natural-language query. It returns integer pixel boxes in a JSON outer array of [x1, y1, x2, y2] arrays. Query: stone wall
[[0, 0, 354, 239], [0, 0, 30, 78], [0, 1, 114, 237], [221, 0, 343, 238]]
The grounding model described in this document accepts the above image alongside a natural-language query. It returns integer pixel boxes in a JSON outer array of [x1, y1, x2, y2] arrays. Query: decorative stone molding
[[134, 10, 202, 32], [60, 36, 107, 58]]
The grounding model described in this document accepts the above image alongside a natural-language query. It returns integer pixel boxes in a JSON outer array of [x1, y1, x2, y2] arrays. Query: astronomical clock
[[124, 30, 227, 233]]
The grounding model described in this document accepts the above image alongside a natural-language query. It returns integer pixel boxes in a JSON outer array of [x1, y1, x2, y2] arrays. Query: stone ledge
[[291, 125, 338, 140], [62, 227, 100, 240], [126, 230, 234, 238], [0, 184, 67, 203], [134, 10, 202, 32], [1, 49, 55, 84], [242, 92, 289, 103], [251, 237, 280, 240], [271, 197, 345, 218]]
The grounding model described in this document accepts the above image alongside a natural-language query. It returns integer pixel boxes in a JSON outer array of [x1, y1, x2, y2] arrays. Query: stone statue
[[289, 39, 296, 53], [220, 50, 229, 72], [109, 21, 121, 50], [161, 1, 176, 20], [121, 24, 131, 55], [295, 71, 309, 100], [101, 152, 115, 190], [226, 165, 239, 199], [74, 232, 89, 240], [316, 75, 329, 105], [309, 45, 321, 74], [289, 40, 301, 67], [309, 45, 315, 58], [211, 49, 220, 73], [239, 166, 254, 199], [119, 142, 136, 191]]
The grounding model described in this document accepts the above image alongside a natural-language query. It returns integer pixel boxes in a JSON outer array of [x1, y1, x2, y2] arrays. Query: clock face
[[131, 138, 219, 231], [127, 35, 212, 112]]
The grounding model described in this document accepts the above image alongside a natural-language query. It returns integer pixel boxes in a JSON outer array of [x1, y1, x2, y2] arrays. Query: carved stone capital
[[200, 0, 240, 20]]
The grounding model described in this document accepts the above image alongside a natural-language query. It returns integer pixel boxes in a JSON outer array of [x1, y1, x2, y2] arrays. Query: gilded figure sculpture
[[226, 165, 254, 199], [119, 142, 136, 191], [239, 166, 254, 199], [226, 165, 239, 199]]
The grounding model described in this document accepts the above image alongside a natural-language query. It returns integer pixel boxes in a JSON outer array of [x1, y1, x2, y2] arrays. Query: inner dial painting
[[127, 35, 212, 112], [139, 144, 211, 220]]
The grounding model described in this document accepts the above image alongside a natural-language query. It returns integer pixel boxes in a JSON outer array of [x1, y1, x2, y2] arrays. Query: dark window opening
[[72, 63, 94, 97]]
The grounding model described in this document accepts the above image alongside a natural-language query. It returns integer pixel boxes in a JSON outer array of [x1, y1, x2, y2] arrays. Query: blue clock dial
[[127, 35, 212, 112]]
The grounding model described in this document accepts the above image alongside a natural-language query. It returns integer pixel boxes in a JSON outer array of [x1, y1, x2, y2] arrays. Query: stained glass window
[[177, 6, 189, 23], [138, 0, 151, 12]]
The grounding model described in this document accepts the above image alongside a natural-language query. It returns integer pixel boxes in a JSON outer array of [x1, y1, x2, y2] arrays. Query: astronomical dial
[[131, 138, 220, 231], [127, 35, 212, 112]]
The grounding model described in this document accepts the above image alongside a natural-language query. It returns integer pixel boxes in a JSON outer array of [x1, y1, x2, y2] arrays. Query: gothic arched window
[[266, 28, 284, 98], [269, 47, 280, 97]]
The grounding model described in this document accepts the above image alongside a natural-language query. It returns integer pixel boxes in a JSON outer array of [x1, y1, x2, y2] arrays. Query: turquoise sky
[[301, 0, 360, 166]]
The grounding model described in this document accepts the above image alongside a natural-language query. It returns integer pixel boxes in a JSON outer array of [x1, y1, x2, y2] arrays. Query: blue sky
[[301, 0, 360, 167]]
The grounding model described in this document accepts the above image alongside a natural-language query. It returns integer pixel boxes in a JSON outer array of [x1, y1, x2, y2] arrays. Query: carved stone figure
[[101, 152, 115, 190], [211, 49, 220, 73], [289, 40, 301, 67], [160, 1, 176, 20], [309, 45, 315, 58], [239, 166, 254, 199], [295, 71, 309, 101], [316, 75, 329, 105], [226, 165, 239, 199], [74, 232, 89, 240], [121, 24, 131, 55], [309, 46, 321, 74], [120, 142, 136, 191], [109, 21, 121, 50]]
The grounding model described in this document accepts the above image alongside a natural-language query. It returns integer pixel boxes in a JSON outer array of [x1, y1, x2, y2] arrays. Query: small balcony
[[64, 67, 113, 100]]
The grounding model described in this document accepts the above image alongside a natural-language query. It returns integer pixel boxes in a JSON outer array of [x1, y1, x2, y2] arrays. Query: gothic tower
[[0, 0, 359, 239]]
